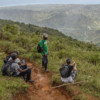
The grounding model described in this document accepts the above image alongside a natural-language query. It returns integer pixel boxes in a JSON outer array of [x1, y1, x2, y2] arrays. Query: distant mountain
[[0, 4, 100, 45]]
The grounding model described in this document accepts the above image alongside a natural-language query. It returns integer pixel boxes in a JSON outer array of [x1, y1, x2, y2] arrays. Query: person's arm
[[41, 47, 47, 56], [18, 67, 32, 73], [73, 63, 77, 71], [71, 61, 76, 66], [19, 63, 26, 67], [17, 58, 26, 67], [18, 62, 21, 65]]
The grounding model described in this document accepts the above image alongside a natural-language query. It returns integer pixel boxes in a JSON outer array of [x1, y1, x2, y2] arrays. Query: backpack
[[37, 40, 44, 53], [4, 55, 11, 64], [59, 64, 69, 78], [1, 60, 15, 76]]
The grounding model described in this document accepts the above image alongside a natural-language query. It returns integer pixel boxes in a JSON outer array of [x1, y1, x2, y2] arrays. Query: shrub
[[4, 24, 18, 35]]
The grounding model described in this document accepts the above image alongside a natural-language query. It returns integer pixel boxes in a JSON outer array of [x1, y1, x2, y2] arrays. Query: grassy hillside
[[0, 5, 100, 45], [0, 19, 100, 100]]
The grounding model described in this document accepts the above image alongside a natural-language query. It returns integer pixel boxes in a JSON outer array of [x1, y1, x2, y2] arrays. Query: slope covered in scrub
[[0, 19, 100, 100]]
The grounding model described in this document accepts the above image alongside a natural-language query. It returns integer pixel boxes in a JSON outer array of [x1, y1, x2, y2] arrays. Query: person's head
[[13, 50, 19, 56], [43, 33, 48, 40], [11, 53, 17, 60], [66, 58, 71, 65]]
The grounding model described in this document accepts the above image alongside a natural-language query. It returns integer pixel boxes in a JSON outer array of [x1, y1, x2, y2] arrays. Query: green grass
[[0, 51, 28, 100], [0, 21, 100, 99], [73, 94, 88, 100]]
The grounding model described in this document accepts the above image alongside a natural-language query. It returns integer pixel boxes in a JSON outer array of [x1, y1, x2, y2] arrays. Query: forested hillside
[[0, 19, 100, 100], [0, 19, 64, 36], [0, 5, 100, 45]]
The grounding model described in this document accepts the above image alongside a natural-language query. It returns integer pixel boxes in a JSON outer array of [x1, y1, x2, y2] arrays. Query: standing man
[[39, 33, 49, 72]]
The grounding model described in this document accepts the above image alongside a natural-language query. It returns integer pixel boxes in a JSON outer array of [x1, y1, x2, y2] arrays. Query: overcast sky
[[0, 0, 100, 7]]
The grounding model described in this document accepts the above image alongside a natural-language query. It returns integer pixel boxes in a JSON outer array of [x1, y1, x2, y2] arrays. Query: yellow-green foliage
[[0, 40, 26, 54], [4, 24, 18, 35], [0, 22, 100, 99]]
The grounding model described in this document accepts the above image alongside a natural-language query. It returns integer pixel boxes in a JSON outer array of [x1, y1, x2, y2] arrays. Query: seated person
[[8, 51, 27, 69], [60, 58, 77, 83], [11, 53, 34, 83]]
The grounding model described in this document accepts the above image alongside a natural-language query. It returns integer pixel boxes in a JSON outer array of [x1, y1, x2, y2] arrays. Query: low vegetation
[[0, 19, 100, 100]]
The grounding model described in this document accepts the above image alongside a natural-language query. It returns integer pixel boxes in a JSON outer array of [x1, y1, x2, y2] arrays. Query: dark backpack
[[4, 55, 11, 64], [37, 40, 44, 53], [37, 44, 42, 53], [1, 60, 14, 76], [59, 64, 69, 78]]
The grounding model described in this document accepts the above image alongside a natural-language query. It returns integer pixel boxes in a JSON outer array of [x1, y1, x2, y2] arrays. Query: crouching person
[[60, 58, 77, 83], [2, 53, 34, 83]]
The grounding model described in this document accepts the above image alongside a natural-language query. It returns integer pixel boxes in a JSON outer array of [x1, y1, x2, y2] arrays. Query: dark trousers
[[20, 65, 27, 69], [42, 55, 48, 71], [19, 65, 31, 81]]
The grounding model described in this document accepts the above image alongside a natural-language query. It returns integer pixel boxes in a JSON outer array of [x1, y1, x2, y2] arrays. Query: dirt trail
[[15, 62, 72, 100]]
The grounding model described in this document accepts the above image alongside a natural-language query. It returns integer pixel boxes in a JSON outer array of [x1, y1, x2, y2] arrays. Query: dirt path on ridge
[[14, 62, 73, 100]]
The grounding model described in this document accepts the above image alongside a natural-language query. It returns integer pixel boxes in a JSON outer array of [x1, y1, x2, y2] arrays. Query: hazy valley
[[0, 4, 100, 45]]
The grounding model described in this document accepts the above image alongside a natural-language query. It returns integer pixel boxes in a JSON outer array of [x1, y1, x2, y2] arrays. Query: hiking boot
[[28, 79, 34, 83], [45, 69, 49, 73]]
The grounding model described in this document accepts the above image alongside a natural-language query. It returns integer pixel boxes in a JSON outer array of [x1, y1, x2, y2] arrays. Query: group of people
[[2, 51, 34, 82], [1, 33, 77, 83], [40, 33, 78, 83]]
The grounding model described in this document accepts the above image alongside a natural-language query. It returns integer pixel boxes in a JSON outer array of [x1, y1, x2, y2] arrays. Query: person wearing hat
[[61, 58, 77, 83], [39, 33, 49, 72]]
